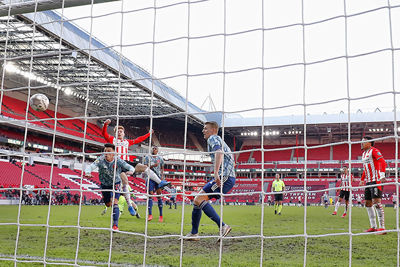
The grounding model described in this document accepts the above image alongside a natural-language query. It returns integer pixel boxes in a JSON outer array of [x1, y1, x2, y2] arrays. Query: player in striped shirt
[[332, 166, 354, 218], [101, 119, 170, 216], [360, 136, 387, 234]]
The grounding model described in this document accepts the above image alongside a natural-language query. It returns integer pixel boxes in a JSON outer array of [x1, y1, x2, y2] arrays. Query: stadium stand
[[1, 95, 104, 142]]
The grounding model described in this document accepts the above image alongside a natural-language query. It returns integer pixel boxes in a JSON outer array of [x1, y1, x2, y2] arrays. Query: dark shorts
[[365, 182, 382, 200], [202, 176, 236, 200], [170, 196, 176, 202], [101, 183, 121, 204], [339, 190, 350, 201], [274, 193, 283, 201], [147, 179, 160, 193]]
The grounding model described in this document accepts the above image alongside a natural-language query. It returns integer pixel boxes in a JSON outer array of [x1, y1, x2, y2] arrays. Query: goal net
[[0, 0, 399, 266]]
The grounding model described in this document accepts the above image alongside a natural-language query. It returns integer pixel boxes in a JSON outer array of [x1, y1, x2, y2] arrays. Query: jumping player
[[332, 166, 354, 218], [360, 136, 387, 234], [85, 143, 135, 231], [185, 121, 235, 241]]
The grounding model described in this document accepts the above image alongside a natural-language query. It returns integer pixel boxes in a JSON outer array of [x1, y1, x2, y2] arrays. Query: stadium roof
[[1, 8, 397, 131], [1, 9, 220, 124], [224, 111, 400, 128]]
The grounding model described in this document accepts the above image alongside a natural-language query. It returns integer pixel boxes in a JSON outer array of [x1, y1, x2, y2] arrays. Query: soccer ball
[[29, 93, 49, 112]]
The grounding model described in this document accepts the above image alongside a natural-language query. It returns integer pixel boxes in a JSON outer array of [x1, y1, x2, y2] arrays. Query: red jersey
[[338, 173, 354, 191], [361, 147, 386, 183], [102, 124, 151, 161]]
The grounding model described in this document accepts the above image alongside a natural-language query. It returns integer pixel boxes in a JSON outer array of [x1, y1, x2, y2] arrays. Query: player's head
[[203, 121, 219, 139], [104, 143, 115, 162], [361, 136, 374, 150], [152, 145, 158, 155], [275, 173, 280, 180], [342, 166, 348, 174], [114, 125, 125, 140]]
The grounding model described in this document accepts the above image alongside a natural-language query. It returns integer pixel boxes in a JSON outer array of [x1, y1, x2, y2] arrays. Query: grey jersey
[[85, 155, 134, 186], [207, 135, 235, 178], [144, 154, 164, 178]]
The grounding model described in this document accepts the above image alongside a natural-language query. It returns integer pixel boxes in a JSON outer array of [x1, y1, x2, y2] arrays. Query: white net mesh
[[1, 0, 400, 266]]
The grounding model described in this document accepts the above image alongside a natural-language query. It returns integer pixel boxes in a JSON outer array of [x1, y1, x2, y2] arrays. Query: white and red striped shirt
[[361, 147, 386, 183], [102, 124, 151, 162], [339, 173, 354, 191]]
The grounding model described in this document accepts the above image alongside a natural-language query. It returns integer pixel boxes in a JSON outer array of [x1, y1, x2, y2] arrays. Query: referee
[[272, 174, 285, 215]]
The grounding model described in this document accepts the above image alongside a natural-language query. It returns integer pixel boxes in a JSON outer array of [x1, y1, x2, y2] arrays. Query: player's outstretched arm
[[128, 129, 154, 146], [102, 119, 113, 143]]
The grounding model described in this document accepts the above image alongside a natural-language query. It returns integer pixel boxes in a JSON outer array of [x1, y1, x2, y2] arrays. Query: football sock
[[278, 204, 282, 213], [113, 204, 119, 226], [334, 201, 340, 212], [366, 206, 377, 228], [200, 201, 224, 228], [144, 168, 162, 184], [374, 203, 385, 229], [158, 198, 163, 216], [122, 184, 133, 208], [344, 203, 348, 214], [148, 198, 153, 215], [191, 205, 202, 234]]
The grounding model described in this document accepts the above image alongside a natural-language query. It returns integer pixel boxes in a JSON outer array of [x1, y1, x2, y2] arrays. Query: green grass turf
[[0, 204, 398, 266]]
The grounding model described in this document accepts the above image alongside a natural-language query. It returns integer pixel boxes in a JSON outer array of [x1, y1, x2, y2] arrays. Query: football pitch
[[0, 204, 398, 266]]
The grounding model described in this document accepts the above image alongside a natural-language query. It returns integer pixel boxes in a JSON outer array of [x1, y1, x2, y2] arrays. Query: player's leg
[[188, 192, 207, 238], [120, 172, 136, 216], [174, 198, 177, 209], [131, 200, 140, 218], [118, 195, 127, 215], [277, 194, 283, 214], [342, 192, 350, 217], [364, 184, 377, 232], [373, 186, 385, 234], [192, 177, 235, 238], [135, 164, 170, 188], [169, 198, 172, 209], [274, 194, 278, 214], [156, 188, 163, 222], [343, 199, 348, 216], [110, 184, 121, 230], [333, 195, 343, 215], [147, 180, 156, 221], [112, 197, 120, 230], [101, 204, 108, 215], [277, 199, 283, 215]]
